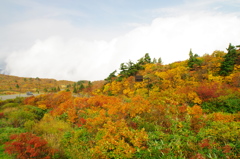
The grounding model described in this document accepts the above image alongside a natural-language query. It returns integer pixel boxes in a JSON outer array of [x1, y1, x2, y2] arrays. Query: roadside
[[0, 93, 40, 100], [0, 92, 91, 101]]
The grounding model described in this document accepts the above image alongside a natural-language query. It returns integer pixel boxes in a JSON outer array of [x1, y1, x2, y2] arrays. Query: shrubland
[[0, 44, 239, 158]]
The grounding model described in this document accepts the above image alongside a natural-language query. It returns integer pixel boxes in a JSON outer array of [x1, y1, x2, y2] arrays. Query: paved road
[[0, 93, 40, 100], [0, 93, 90, 101]]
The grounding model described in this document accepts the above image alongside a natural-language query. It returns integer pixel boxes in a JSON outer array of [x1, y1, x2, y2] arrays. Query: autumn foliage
[[4, 133, 58, 159], [0, 44, 240, 158]]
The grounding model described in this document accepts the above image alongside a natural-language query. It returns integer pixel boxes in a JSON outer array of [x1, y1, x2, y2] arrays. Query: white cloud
[[3, 12, 240, 81]]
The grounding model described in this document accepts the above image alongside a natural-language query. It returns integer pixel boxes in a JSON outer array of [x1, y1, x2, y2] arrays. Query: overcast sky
[[0, 0, 240, 81]]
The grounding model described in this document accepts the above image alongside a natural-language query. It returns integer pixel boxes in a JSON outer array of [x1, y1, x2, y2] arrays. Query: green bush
[[1, 103, 19, 109], [6, 109, 36, 127], [198, 121, 240, 144], [1, 99, 15, 105], [33, 114, 73, 157], [0, 97, 24, 108], [12, 97, 24, 103], [0, 118, 10, 128], [195, 121, 240, 158], [0, 127, 25, 144], [33, 114, 72, 135], [22, 105, 46, 120], [61, 128, 92, 159], [23, 120, 36, 132], [202, 95, 240, 113]]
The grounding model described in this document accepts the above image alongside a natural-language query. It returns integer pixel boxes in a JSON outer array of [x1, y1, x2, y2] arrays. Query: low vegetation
[[0, 44, 239, 158]]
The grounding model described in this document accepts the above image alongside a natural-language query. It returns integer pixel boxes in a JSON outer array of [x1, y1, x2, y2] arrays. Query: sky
[[0, 0, 240, 81]]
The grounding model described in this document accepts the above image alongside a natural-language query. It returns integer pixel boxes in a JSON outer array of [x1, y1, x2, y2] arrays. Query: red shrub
[[5, 133, 58, 159], [190, 153, 205, 159], [76, 118, 87, 127], [222, 145, 231, 153], [0, 112, 4, 119], [199, 139, 210, 149], [195, 82, 225, 101]]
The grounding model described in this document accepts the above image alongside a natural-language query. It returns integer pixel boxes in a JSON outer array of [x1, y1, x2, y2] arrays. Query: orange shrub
[[210, 112, 235, 122]]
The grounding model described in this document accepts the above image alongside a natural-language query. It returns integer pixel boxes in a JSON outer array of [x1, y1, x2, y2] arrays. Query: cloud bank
[[3, 12, 240, 81]]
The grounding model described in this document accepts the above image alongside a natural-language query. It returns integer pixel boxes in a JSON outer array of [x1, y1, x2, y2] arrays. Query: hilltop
[[97, 44, 240, 102], [0, 75, 74, 95]]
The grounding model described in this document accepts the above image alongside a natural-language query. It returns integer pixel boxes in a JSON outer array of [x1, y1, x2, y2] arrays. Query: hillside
[[0, 43, 239, 159], [98, 44, 240, 107], [0, 75, 73, 94], [0, 74, 105, 95]]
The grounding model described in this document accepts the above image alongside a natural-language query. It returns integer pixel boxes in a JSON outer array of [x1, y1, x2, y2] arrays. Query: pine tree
[[105, 70, 117, 82], [188, 49, 202, 69], [157, 57, 162, 64], [73, 86, 77, 93], [79, 83, 84, 92], [153, 58, 157, 63], [143, 53, 151, 63], [219, 43, 238, 76]]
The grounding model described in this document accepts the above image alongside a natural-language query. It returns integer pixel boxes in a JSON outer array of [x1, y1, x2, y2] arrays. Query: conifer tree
[[143, 53, 151, 63], [73, 86, 77, 93], [188, 49, 202, 69], [79, 83, 84, 91], [105, 70, 117, 82], [219, 43, 238, 76], [153, 58, 157, 63], [157, 57, 162, 64]]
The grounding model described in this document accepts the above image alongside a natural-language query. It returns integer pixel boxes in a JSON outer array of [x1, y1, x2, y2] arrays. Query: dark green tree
[[16, 84, 19, 89], [77, 80, 85, 85], [119, 63, 128, 77], [105, 70, 117, 82], [85, 81, 92, 93], [143, 53, 151, 63], [79, 83, 84, 92], [219, 43, 238, 76], [113, 53, 153, 82], [187, 49, 202, 69], [44, 88, 48, 93], [236, 45, 240, 65], [157, 57, 162, 64], [126, 60, 137, 76], [51, 87, 57, 92], [152, 58, 157, 63], [73, 86, 78, 93]]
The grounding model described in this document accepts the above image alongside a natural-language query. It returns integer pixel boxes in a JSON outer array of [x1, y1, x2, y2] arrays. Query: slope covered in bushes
[[0, 44, 239, 158]]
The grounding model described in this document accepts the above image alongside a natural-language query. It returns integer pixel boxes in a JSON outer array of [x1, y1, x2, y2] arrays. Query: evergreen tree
[[219, 43, 238, 76], [119, 63, 128, 77], [77, 80, 84, 85], [73, 86, 77, 93], [143, 53, 151, 63], [236, 45, 240, 65], [16, 84, 19, 89], [157, 57, 162, 64], [44, 88, 48, 93], [187, 49, 202, 69], [153, 58, 157, 64], [114, 53, 153, 81], [105, 70, 117, 82], [79, 84, 84, 92]]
